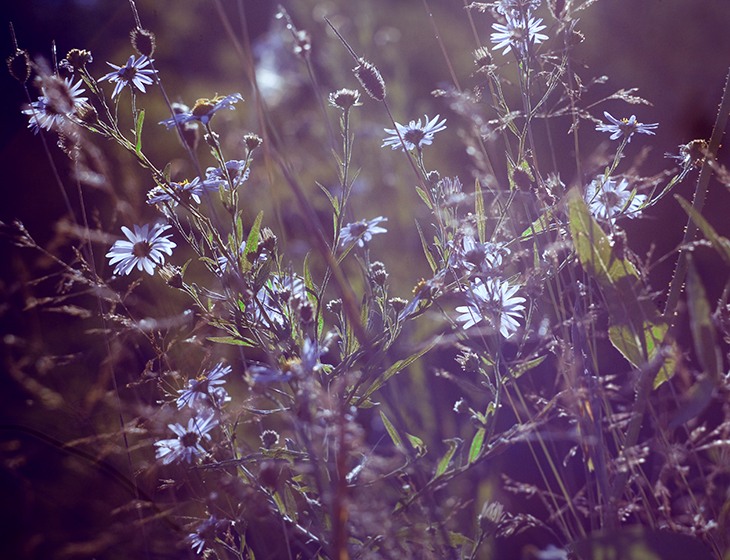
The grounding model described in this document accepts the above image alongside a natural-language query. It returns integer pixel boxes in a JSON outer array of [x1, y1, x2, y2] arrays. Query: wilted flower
[[382, 114, 447, 152], [100, 54, 157, 99], [160, 93, 243, 128], [22, 77, 87, 133], [585, 176, 646, 223], [595, 111, 658, 142], [339, 216, 388, 248], [455, 277, 526, 338], [490, 13, 548, 55], [177, 363, 232, 410], [154, 414, 218, 465], [106, 223, 176, 276]]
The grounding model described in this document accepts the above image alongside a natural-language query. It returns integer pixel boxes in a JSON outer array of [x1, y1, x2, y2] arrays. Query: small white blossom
[[382, 114, 446, 151], [106, 223, 176, 276], [585, 176, 646, 224], [456, 278, 526, 338], [596, 111, 658, 142]]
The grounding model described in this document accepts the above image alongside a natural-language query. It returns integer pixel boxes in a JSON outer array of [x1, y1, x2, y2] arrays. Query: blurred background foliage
[[1, 0, 729, 558]]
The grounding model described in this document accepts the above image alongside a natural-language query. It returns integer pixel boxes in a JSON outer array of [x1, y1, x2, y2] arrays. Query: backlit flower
[[146, 176, 224, 206], [382, 114, 446, 151], [339, 216, 388, 248], [160, 93, 243, 128], [177, 363, 232, 410], [595, 112, 658, 142], [106, 223, 176, 276], [154, 414, 218, 465], [22, 77, 87, 133], [456, 277, 526, 338], [491, 14, 548, 55], [101, 54, 157, 99], [585, 176, 646, 223]]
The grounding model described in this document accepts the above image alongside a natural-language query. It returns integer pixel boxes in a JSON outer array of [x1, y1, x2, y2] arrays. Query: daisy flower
[[106, 223, 176, 276], [382, 114, 446, 151], [186, 515, 224, 555], [456, 277, 526, 338], [22, 77, 87, 133], [159, 93, 243, 128], [490, 14, 548, 55], [154, 414, 218, 465], [585, 176, 646, 223], [146, 176, 225, 207], [100, 54, 157, 99], [339, 216, 388, 248], [595, 112, 658, 142], [250, 275, 307, 328], [177, 363, 232, 410]]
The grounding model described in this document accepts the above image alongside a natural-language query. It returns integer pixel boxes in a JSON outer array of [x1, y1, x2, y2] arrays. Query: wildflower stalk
[[663, 66, 730, 327]]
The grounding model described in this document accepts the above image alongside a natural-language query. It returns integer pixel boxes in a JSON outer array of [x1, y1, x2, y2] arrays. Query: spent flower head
[[596, 111, 658, 142], [329, 88, 362, 110], [100, 54, 157, 99], [106, 223, 176, 276], [585, 176, 646, 224], [160, 93, 243, 128], [339, 216, 388, 248], [154, 414, 218, 465], [455, 277, 526, 338], [382, 114, 447, 152]]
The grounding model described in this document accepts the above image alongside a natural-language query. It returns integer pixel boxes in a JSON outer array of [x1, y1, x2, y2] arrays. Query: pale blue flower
[[339, 217, 388, 248], [491, 14, 547, 55], [596, 111, 658, 142], [22, 77, 87, 133], [177, 363, 232, 410], [154, 414, 218, 465], [160, 93, 243, 128], [146, 176, 225, 206], [106, 223, 176, 276], [585, 176, 646, 223], [456, 278, 526, 338], [101, 55, 157, 99], [382, 114, 446, 151]]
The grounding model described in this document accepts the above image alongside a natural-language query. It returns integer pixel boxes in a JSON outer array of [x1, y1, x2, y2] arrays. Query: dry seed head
[[329, 88, 362, 110], [64, 49, 93, 72], [130, 28, 156, 57], [354, 58, 386, 101], [244, 133, 263, 152], [7, 49, 31, 83], [473, 46, 492, 69]]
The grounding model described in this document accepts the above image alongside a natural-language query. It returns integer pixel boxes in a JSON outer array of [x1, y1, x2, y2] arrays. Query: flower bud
[[130, 28, 156, 57]]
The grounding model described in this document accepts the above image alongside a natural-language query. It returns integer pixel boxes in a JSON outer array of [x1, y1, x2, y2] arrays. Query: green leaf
[[134, 109, 145, 154], [415, 220, 437, 274], [379, 410, 403, 448], [207, 336, 255, 347], [357, 335, 443, 403], [687, 259, 722, 381], [608, 321, 675, 387], [520, 207, 557, 240], [242, 210, 263, 268], [676, 195, 730, 265], [568, 188, 639, 288], [415, 186, 433, 210], [508, 355, 548, 379], [475, 179, 486, 243], [406, 433, 426, 456], [468, 428, 485, 464], [434, 438, 461, 478]]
